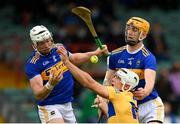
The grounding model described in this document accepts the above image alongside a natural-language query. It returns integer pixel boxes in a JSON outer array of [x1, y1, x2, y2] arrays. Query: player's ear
[[139, 31, 147, 41]]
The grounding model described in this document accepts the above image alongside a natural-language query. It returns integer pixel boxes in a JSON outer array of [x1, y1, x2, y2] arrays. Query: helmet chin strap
[[122, 84, 132, 92], [125, 31, 143, 46], [138, 31, 144, 41], [32, 40, 55, 55]]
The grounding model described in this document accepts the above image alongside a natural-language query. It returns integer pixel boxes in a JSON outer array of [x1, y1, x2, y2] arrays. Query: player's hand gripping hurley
[[72, 6, 105, 51]]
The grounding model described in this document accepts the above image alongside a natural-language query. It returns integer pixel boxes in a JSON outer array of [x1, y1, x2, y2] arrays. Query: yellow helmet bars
[[126, 17, 150, 35]]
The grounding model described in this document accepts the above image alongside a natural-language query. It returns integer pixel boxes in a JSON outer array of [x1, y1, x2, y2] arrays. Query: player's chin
[[126, 40, 136, 46], [40, 49, 51, 54], [135, 96, 144, 100]]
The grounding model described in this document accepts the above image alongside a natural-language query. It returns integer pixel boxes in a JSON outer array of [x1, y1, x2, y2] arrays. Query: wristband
[[45, 82, 54, 90]]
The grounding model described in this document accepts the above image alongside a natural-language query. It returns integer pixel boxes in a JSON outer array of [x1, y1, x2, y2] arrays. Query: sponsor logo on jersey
[[43, 61, 50, 66], [118, 59, 125, 64]]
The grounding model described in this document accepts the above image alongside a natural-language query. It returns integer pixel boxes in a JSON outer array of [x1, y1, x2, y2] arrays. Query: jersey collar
[[126, 44, 144, 54]]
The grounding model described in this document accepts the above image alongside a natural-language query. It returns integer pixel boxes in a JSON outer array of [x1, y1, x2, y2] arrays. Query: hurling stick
[[72, 6, 103, 49]]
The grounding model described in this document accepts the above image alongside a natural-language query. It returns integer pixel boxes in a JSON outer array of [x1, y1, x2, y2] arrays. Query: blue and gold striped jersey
[[25, 47, 74, 106], [109, 45, 158, 104], [107, 86, 138, 123]]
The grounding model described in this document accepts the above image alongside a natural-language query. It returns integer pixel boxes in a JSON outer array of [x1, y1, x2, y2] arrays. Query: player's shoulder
[[141, 46, 154, 57], [107, 86, 120, 94], [111, 46, 126, 55], [27, 51, 41, 64]]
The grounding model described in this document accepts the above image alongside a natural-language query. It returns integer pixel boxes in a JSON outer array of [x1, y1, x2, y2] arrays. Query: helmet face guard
[[125, 17, 150, 46], [116, 68, 139, 92]]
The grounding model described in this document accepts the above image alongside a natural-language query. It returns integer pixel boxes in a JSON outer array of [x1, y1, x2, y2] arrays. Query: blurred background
[[0, 0, 180, 123]]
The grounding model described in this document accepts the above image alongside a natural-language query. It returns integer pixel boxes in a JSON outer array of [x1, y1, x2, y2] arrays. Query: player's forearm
[[34, 86, 52, 100], [65, 60, 109, 99], [70, 51, 97, 65], [64, 60, 93, 87], [30, 79, 52, 100], [98, 101, 108, 117], [144, 69, 156, 96], [32, 81, 56, 100], [144, 81, 154, 96]]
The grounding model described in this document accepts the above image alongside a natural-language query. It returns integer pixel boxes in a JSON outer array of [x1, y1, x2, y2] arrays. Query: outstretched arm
[[70, 45, 109, 65], [57, 46, 109, 99], [56, 44, 109, 65]]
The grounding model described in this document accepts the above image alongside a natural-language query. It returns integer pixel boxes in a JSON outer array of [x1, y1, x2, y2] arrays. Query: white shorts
[[138, 97, 164, 123], [38, 102, 76, 123]]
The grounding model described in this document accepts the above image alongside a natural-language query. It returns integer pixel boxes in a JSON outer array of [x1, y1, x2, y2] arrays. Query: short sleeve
[[144, 54, 157, 71], [107, 86, 116, 100], [108, 55, 116, 70], [25, 63, 41, 80]]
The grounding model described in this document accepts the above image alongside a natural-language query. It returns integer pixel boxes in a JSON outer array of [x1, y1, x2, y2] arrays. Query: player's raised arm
[[57, 46, 109, 99], [56, 43, 108, 65]]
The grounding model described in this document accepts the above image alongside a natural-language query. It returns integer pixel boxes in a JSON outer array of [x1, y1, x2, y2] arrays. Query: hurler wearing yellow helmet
[[125, 17, 150, 46], [101, 17, 164, 123]]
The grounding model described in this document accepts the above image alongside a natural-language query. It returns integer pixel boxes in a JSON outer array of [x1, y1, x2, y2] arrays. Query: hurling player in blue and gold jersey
[[25, 25, 108, 123], [102, 17, 164, 123], [57, 47, 139, 123]]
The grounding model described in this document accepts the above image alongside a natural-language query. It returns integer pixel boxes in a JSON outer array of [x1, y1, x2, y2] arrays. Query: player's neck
[[127, 43, 144, 54]]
